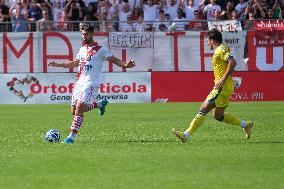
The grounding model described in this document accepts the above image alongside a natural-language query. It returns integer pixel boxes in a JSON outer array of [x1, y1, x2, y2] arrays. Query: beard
[[84, 38, 92, 44]]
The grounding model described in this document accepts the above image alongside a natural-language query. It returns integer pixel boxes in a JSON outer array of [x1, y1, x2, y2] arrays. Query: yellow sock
[[223, 112, 241, 126], [186, 113, 206, 135]]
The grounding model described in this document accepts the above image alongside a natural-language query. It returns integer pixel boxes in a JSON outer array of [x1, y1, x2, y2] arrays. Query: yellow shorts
[[206, 81, 234, 108]]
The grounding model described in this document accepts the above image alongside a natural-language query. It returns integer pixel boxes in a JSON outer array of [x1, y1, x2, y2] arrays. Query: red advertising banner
[[255, 30, 284, 47], [151, 72, 284, 102], [253, 20, 284, 31], [247, 31, 284, 72]]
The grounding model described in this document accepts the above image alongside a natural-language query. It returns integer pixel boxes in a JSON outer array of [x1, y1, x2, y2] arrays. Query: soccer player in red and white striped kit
[[48, 24, 135, 143]]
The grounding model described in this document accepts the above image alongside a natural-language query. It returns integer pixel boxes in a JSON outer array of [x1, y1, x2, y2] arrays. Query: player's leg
[[62, 101, 88, 144], [212, 83, 240, 126], [172, 98, 216, 143], [213, 108, 253, 139], [71, 84, 80, 116], [98, 99, 109, 116], [62, 86, 95, 144], [85, 87, 109, 116], [186, 100, 215, 134], [172, 88, 222, 143], [213, 107, 240, 126], [213, 86, 253, 139], [63, 87, 81, 143], [71, 105, 76, 115], [86, 99, 109, 115]]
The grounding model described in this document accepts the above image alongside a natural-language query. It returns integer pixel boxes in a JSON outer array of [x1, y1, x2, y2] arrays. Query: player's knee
[[75, 112, 84, 116], [198, 109, 208, 115], [76, 102, 88, 114], [71, 106, 76, 115], [213, 113, 224, 122], [74, 107, 84, 116]]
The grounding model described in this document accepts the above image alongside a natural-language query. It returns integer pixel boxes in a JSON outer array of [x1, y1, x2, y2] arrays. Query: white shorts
[[71, 83, 99, 106]]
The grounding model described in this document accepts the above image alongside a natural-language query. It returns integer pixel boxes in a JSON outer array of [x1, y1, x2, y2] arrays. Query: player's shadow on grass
[[248, 141, 284, 144], [111, 139, 176, 143]]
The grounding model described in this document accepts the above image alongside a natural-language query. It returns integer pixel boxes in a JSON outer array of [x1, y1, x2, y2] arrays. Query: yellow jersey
[[212, 44, 233, 84]]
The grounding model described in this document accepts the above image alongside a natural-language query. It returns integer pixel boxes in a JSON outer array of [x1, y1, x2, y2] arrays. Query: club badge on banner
[[0, 73, 151, 104]]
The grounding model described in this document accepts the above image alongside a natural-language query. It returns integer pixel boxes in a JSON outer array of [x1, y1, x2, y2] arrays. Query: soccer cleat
[[99, 99, 109, 116], [61, 138, 74, 144], [243, 122, 253, 139], [172, 128, 187, 143]]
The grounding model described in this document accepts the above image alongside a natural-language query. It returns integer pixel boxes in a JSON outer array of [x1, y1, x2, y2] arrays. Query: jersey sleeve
[[75, 48, 81, 61], [100, 47, 113, 61]]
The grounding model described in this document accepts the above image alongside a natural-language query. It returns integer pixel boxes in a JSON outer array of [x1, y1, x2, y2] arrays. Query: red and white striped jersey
[[75, 42, 112, 87]]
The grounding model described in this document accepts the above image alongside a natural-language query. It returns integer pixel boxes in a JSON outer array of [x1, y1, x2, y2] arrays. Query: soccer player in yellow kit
[[172, 28, 253, 143]]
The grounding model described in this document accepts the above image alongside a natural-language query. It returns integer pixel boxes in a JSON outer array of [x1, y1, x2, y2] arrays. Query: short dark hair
[[81, 24, 94, 33], [207, 28, 222, 43], [177, 8, 183, 13], [159, 23, 166, 31], [159, 9, 164, 14]]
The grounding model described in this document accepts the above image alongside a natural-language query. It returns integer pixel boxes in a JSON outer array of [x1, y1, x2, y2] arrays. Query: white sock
[[67, 133, 77, 140], [240, 120, 247, 128], [184, 130, 190, 139]]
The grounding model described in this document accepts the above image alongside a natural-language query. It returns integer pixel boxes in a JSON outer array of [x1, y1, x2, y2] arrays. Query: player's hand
[[214, 79, 225, 90], [48, 61, 57, 67], [125, 60, 135, 68]]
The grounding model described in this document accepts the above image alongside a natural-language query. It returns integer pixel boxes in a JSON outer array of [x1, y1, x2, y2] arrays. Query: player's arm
[[108, 56, 135, 68], [214, 56, 237, 90], [48, 60, 80, 68], [222, 56, 237, 81]]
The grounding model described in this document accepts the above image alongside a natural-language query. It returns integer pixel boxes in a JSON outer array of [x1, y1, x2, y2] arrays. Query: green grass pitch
[[0, 102, 283, 189]]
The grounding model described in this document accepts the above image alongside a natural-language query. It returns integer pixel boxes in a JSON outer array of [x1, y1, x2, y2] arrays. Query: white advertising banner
[[222, 31, 247, 71], [208, 20, 243, 31], [108, 32, 154, 49], [96, 72, 151, 103], [0, 31, 248, 73], [0, 72, 151, 104], [4, 30, 282, 72]]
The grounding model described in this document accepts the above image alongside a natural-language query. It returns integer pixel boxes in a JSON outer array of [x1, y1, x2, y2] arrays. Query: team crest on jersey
[[220, 47, 226, 52], [86, 54, 92, 61]]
